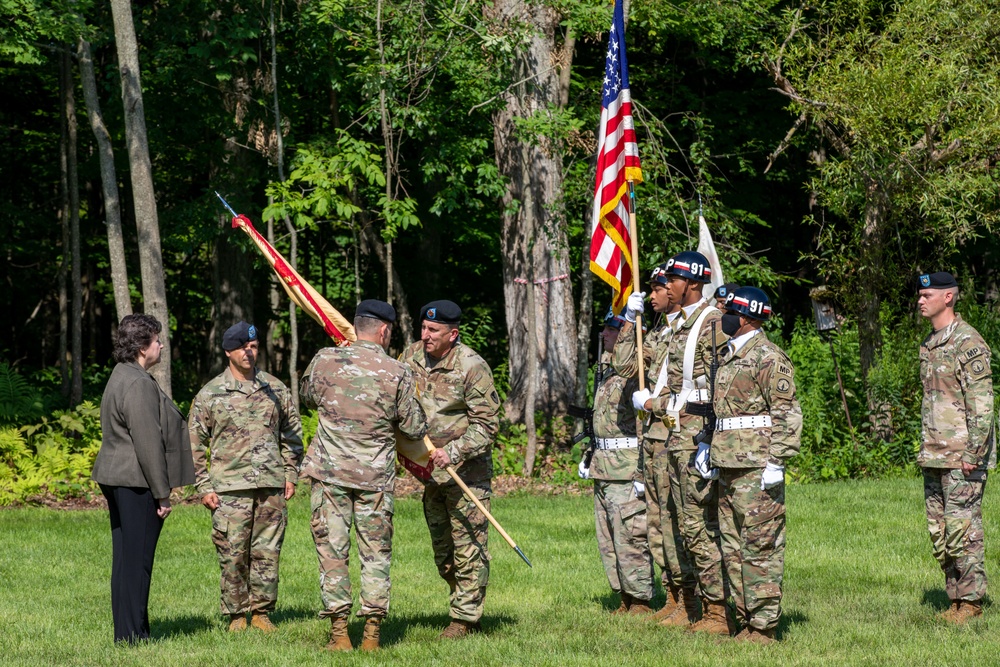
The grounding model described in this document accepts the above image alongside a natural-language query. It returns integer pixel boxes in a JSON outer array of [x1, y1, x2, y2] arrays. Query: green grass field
[[1, 477, 999, 666]]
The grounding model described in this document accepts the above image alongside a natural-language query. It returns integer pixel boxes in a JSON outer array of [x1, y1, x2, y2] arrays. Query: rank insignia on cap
[[248, 325, 257, 340], [427, 308, 437, 320], [920, 275, 931, 287]]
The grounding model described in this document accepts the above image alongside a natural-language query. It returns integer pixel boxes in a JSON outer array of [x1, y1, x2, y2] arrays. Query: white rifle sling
[[665, 304, 716, 431]]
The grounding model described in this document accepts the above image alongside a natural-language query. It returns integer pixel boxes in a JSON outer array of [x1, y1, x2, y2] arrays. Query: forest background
[[2, 0, 1000, 504]]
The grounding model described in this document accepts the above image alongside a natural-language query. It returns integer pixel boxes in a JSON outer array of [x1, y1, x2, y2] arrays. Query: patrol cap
[[222, 321, 258, 351], [725, 286, 772, 321], [917, 272, 958, 290], [355, 299, 396, 323], [664, 250, 712, 283], [715, 282, 740, 300], [421, 300, 462, 324]]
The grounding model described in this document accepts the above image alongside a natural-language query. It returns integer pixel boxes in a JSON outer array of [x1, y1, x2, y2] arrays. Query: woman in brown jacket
[[92, 314, 194, 644]]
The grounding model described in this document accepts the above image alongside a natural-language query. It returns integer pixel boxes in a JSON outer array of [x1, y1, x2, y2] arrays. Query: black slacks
[[100, 484, 163, 644]]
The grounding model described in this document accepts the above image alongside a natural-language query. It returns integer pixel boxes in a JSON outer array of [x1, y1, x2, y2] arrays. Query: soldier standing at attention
[[631, 251, 728, 633], [189, 321, 304, 633], [400, 300, 501, 639], [300, 299, 427, 651], [708, 287, 801, 644], [916, 272, 994, 624], [614, 266, 693, 621], [583, 308, 654, 614]]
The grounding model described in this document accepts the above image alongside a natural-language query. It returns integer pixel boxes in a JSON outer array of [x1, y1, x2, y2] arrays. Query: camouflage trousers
[[923, 467, 988, 602], [423, 480, 491, 623], [718, 467, 785, 631], [668, 448, 724, 602], [211, 488, 287, 615], [310, 481, 394, 618], [650, 442, 695, 590], [594, 480, 654, 600]]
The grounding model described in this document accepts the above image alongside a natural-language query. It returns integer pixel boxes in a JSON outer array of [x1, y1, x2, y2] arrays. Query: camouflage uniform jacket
[[400, 341, 500, 485], [300, 339, 427, 492], [612, 319, 673, 441], [710, 332, 802, 468], [591, 352, 641, 481], [919, 314, 995, 470], [189, 367, 303, 494], [648, 300, 727, 450]]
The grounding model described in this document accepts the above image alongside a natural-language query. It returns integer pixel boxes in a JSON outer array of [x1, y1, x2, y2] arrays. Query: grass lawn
[[1, 477, 999, 666]]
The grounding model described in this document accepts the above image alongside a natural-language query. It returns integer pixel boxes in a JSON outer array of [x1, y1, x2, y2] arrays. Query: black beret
[[421, 300, 462, 324], [715, 282, 740, 300], [222, 321, 258, 351], [355, 299, 396, 323], [917, 272, 958, 290]]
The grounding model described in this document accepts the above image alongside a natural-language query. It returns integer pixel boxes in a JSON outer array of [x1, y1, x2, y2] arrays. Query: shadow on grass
[[270, 606, 322, 624], [591, 590, 622, 612], [371, 612, 517, 647], [152, 615, 215, 639], [920, 588, 950, 611], [777, 609, 809, 638]]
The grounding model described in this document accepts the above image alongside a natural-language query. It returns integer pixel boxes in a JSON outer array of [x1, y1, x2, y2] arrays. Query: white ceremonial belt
[[595, 437, 640, 450], [716, 415, 772, 431], [665, 389, 712, 411]]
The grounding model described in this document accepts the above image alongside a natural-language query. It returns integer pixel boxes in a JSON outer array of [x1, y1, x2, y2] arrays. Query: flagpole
[[627, 179, 645, 393]]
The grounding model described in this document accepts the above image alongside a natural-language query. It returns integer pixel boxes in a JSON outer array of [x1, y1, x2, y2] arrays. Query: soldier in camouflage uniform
[[613, 267, 694, 622], [916, 272, 995, 624], [584, 309, 655, 614], [630, 251, 729, 633], [707, 287, 802, 644], [300, 299, 427, 651], [189, 321, 304, 633], [399, 300, 501, 639]]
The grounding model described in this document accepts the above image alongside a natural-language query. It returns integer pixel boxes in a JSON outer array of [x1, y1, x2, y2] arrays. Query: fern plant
[[0, 362, 44, 425]]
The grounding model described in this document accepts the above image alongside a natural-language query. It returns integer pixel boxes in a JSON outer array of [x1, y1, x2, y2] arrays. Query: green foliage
[[0, 362, 44, 425], [0, 401, 102, 505], [300, 408, 319, 448]]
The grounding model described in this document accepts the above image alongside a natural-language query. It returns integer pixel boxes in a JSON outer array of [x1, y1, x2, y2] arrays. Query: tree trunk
[[488, 0, 577, 421], [109, 0, 172, 395], [269, 0, 299, 406], [210, 215, 255, 374], [355, 205, 415, 346], [574, 226, 594, 412], [522, 237, 539, 476], [64, 49, 83, 406], [264, 205, 284, 377], [58, 53, 70, 400], [859, 178, 892, 441], [77, 37, 132, 322]]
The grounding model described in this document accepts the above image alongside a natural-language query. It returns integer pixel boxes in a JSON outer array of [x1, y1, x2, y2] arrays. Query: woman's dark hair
[[113, 314, 162, 363]]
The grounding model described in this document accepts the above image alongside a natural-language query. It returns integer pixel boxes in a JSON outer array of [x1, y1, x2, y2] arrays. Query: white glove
[[761, 462, 784, 490], [632, 388, 652, 412], [632, 480, 645, 498], [694, 442, 719, 480], [578, 459, 591, 480], [624, 292, 646, 322]]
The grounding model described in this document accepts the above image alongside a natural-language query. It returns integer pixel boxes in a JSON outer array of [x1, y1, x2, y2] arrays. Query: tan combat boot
[[628, 598, 654, 616], [439, 619, 480, 639], [938, 600, 962, 622], [651, 584, 682, 622], [228, 614, 248, 632], [250, 611, 277, 633], [951, 600, 984, 624], [360, 617, 381, 651], [611, 592, 632, 615], [325, 617, 353, 651], [687, 600, 730, 635], [658, 587, 699, 627], [742, 627, 777, 645]]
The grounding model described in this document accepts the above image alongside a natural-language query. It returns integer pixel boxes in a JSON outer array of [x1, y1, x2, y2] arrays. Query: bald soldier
[[916, 272, 995, 624], [189, 321, 304, 633], [300, 299, 427, 651], [399, 300, 501, 639]]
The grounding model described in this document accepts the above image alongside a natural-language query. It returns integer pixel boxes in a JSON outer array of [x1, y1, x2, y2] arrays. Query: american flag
[[590, 0, 642, 313]]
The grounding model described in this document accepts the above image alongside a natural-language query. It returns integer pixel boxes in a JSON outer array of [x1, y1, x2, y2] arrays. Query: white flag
[[696, 214, 725, 294]]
